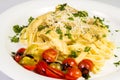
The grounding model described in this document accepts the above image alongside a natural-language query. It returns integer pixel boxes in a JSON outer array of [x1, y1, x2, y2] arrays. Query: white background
[[0, 0, 120, 80]]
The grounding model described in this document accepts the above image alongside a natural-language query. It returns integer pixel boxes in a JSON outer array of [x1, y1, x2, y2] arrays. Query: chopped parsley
[[65, 31, 72, 39], [93, 16, 104, 23], [58, 3, 67, 11], [10, 35, 19, 43], [56, 27, 62, 34], [10, 16, 34, 43], [73, 11, 88, 17], [108, 30, 111, 32], [102, 34, 106, 37], [38, 25, 46, 31], [45, 30, 51, 34], [56, 27, 63, 39], [114, 60, 120, 67], [93, 16, 109, 29], [84, 46, 91, 52], [11, 25, 25, 43], [115, 30, 120, 32], [28, 16, 34, 24], [114, 54, 118, 57], [68, 17, 74, 21], [81, 18, 87, 23], [65, 25, 72, 39], [13, 25, 23, 33], [65, 25, 72, 30], [69, 50, 78, 58]]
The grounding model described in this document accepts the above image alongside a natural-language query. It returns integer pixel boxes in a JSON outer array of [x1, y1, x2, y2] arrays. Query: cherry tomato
[[23, 65, 36, 71], [42, 48, 58, 63], [62, 58, 77, 70], [35, 61, 48, 75], [35, 61, 64, 79], [46, 66, 65, 79], [14, 48, 26, 62], [78, 59, 94, 71], [65, 67, 82, 80]]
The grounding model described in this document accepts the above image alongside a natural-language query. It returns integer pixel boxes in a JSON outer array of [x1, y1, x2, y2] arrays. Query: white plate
[[0, 0, 120, 80]]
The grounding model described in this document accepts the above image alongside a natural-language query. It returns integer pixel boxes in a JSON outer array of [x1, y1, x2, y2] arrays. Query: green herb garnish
[[38, 25, 46, 31], [45, 30, 51, 34], [10, 16, 34, 43], [114, 61, 120, 67], [65, 32, 72, 39], [13, 25, 23, 33], [102, 34, 106, 37], [56, 27, 63, 39], [10, 35, 19, 43], [115, 30, 120, 32], [56, 27, 62, 34], [114, 54, 118, 57], [108, 30, 111, 32], [65, 25, 72, 30], [68, 17, 74, 21], [69, 50, 78, 58], [58, 3, 67, 11], [65, 26, 72, 39], [73, 11, 88, 17], [28, 16, 34, 24], [93, 16, 109, 29], [11, 24, 25, 43], [84, 46, 91, 52]]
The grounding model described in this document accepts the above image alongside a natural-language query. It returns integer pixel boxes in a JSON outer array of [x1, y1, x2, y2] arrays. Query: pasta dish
[[12, 3, 115, 80]]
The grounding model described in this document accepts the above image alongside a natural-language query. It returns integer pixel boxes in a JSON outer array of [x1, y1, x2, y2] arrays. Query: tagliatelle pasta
[[19, 4, 114, 74]]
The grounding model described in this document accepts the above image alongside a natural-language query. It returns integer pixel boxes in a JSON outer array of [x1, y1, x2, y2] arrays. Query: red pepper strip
[[23, 65, 36, 71]]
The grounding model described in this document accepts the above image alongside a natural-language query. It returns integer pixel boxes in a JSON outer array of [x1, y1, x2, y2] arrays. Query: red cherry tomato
[[46, 67, 65, 79], [78, 59, 94, 71], [23, 65, 36, 71], [42, 48, 58, 63], [14, 48, 26, 62], [17, 48, 26, 54], [35, 61, 65, 79], [35, 61, 48, 75], [62, 58, 77, 70], [65, 68, 82, 80]]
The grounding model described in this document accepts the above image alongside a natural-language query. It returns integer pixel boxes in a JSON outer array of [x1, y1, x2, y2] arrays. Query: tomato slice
[[78, 59, 94, 71], [35, 61, 65, 79], [14, 48, 26, 62], [46, 67, 65, 79], [35, 61, 48, 75], [23, 65, 36, 71], [62, 58, 77, 70], [65, 67, 82, 80], [42, 48, 58, 63]]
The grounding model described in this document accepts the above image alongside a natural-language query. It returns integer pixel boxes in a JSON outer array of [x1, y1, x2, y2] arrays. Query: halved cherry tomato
[[62, 58, 77, 70], [14, 48, 26, 62], [35, 61, 64, 79], [78, 59, 94, 71], [42, 48, 58, 63], [35, 61, 48, 76], [46, 66, 65, 79], [65, 67, 82, 80], [23, 65, 36, 71]]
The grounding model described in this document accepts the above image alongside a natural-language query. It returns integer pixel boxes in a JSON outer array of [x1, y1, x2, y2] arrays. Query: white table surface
[[0, 0, 120, 80]]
